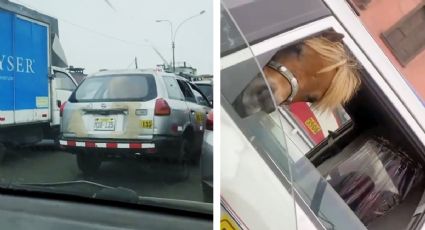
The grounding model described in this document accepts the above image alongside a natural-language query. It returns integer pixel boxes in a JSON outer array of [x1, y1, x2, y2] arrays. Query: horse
[[233, 31, 361, 118]]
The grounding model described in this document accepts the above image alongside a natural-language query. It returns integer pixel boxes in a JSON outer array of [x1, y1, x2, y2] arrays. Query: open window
[[249, 16, 425, 229]]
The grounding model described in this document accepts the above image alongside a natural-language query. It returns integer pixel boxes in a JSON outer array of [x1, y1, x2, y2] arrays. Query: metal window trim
[[221, 12, 425, 154], [323, 0, 425, 153], [221, 11, 425, 228]]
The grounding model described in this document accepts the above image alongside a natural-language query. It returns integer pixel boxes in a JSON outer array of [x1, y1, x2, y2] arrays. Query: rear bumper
[[59, 135, 181, 158]]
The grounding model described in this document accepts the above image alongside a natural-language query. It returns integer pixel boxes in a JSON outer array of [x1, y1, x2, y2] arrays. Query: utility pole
[[156, 10, 205, 73]]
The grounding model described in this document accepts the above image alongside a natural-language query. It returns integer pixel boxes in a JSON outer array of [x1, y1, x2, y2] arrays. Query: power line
[[59, 18, 148, 48], [12, 0, 149, 48]]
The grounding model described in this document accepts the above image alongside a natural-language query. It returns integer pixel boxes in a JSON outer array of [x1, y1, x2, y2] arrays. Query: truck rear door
[[0, 10, 14, 125], [14, 15, 49, 123]]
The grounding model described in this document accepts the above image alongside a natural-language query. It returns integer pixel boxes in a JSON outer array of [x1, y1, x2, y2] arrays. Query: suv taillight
[[60, 101, 67, 117], [206, 111, 213, 131], [155, 98, 171, 116]]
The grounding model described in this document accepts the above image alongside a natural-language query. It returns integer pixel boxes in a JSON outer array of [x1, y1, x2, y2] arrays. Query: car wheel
[[76, 151, 101, 176], [181, 136, 200, 164]]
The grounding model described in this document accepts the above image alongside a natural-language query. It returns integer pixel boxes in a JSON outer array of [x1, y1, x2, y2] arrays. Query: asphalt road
[[0, 146, 205, 202]]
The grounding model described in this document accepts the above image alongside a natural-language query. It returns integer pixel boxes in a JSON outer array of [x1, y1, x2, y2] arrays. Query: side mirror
[[57, 100, 62, 108]]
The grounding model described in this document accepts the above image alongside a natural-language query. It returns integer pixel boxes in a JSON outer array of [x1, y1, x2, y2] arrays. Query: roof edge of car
[[88, 69, 164, 77]]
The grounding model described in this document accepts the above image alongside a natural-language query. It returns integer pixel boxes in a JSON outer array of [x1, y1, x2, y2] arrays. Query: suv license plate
[[94, 117, 116, 131]]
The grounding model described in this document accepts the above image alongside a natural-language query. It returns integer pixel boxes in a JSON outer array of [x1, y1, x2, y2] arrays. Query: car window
[[177, 80, 197, 103], [54, 71, 76, 91], [253, 33, 365, 229], [221, 0, 330, 55], [74, 74, 157, 102], [0, 0, 213, 223], [222, 2, 366, 228], [195, 83, 213, 101], [220, 3, 297, 229], [281, 103, 352, 147], [163, 76, 184, 100], [192, 87, 210, 107]]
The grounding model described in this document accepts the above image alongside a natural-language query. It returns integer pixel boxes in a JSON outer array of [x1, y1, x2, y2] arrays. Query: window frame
[[53, 71, 77, 91], [189, 83, 212, 108], [176, 79, 197, 103], [162, 76, 185, 101], [222, 14, 407, 229]]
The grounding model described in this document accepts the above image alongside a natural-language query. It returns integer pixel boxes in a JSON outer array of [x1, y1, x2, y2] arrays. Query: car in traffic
[[200, 111, 213, 203], [192, 80, 213, 105], [59, 69, 212, 175], [220, 0, 425, 229]]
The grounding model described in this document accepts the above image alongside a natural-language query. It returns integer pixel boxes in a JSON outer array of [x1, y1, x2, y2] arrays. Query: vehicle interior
[[304, 48, 425, 229]]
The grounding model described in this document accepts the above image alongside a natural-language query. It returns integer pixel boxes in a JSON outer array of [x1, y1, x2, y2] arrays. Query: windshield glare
[[0, 0, 213, 213], [75, 75, 157, 101]]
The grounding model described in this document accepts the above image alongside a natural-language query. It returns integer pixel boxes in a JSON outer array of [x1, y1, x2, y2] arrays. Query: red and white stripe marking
[[59, 140, 155, 149]]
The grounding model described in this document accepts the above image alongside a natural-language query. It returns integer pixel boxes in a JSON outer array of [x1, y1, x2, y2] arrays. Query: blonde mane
[[304, 36, 361, 111]]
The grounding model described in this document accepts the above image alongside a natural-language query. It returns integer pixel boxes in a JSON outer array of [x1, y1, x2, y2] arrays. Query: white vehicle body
[[221, 0, 425, 229]]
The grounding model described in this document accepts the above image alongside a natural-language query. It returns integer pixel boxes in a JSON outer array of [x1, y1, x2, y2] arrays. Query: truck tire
[[76, 152, 101, 176], [181, 131, 200, 164]]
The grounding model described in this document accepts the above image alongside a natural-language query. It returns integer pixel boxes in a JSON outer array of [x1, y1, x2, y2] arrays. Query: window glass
[[220, 3, 297, 229], [177, 80, 196, 103], [281, 103, 351, 147], [222, 3, 365, 227], [0, 0, 213, 222], [268, 36, 365, 229], [54, 71, 76, 91], [195, 83, 213, 101], [192, 87, 210, 107], [75, 74, 157, 102], [221, 0, 330, 54], [163, 76, 184, 100]]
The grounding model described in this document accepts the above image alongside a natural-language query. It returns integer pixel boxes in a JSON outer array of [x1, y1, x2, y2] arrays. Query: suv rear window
[[74, 74, 157, 102]]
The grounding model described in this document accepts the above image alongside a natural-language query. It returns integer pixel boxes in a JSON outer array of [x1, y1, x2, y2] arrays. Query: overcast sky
[[11, 0, 213, 75]]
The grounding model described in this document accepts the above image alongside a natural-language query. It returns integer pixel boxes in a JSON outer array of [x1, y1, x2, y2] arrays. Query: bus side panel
[[0, 10, 15, 125], [14, 15, 49, 123]]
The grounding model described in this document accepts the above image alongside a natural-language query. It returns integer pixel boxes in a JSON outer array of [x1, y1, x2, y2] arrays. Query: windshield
[[75, 74, 157, 102], [0, 0, 213, 215]]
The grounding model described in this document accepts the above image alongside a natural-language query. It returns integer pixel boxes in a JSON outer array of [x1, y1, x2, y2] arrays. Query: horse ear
[[321, 31, 344, 42]]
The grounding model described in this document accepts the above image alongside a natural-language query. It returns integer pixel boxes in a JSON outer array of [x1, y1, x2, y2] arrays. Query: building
[[348, 0, 425, 100], [157, 62, 212, 81]]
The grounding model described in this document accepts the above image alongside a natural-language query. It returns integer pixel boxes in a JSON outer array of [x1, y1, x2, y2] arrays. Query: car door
[[51, 70, 77, 126], [221, 0, 371, 229], [220, 2, 299, 229], [222, 0, 425, 228], [176, 79, 205, 150]]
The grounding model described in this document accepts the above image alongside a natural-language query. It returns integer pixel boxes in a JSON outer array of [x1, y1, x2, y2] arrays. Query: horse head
[[234, 31, 360, 117]]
